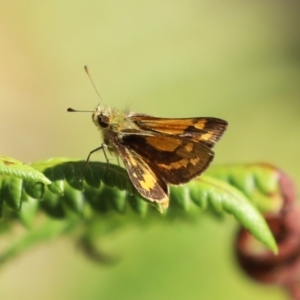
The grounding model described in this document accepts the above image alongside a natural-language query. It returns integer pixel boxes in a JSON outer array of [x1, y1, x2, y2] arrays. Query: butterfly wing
[[129, 115, 227, 148], [113, 141, 169, 208], [121, 134, 214, 185], [106, 113, 226, 207]]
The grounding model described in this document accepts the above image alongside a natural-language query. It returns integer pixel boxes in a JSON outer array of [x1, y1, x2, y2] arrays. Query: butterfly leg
[[80, 143, 113, 183], [101, 144, 111, 181], [80, 144, 105, 176]]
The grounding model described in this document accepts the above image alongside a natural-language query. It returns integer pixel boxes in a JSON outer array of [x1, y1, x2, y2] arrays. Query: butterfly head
[[92, 105, 112, 130]]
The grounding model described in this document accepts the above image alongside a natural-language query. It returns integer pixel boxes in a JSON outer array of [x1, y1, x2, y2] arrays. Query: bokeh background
[[1, 1, 300, 299]]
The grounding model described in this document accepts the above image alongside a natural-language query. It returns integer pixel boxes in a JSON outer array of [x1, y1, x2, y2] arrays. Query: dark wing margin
[[122, 135, 214, 185], [129, 115, 228, 148], [113, 141, 169, 208]]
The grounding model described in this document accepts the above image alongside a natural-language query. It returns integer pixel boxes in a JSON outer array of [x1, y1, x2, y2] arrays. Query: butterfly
[[68, 104, 227, 209]]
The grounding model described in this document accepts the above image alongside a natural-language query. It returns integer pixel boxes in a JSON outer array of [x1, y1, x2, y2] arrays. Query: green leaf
[[187, 175, 277, 253], [0, 176, 23, 210], [0, 157, 282, 264], [31, 158, 277, 252], [0, 156, 51, 185], [206, 164, 283, 213]]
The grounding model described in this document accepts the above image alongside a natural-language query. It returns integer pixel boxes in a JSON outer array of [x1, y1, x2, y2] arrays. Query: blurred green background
[[1, 1, 299, 299]]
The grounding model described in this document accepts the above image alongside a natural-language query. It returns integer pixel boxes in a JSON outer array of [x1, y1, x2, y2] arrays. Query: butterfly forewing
[[113, 141, 169, 207], [130, 115, 227, 148]]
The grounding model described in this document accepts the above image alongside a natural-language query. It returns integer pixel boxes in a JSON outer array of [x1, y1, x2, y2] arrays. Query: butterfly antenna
[[84, 65, 103, 103], [67, 108, 93, 112]]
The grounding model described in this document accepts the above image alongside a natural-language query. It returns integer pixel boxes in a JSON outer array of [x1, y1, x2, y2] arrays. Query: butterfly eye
[[98, 115, 110, 128]]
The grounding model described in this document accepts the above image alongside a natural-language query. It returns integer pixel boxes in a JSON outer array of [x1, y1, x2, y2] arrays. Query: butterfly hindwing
[[122, 134, 214, 185]]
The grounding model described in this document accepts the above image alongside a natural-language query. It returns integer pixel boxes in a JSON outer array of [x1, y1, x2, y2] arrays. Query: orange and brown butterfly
[[68, 68, 227, 209]]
